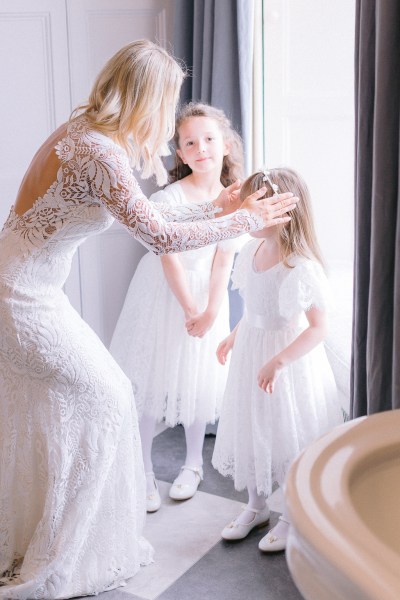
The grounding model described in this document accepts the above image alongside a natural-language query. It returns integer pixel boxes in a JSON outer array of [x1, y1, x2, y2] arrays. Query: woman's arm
[[186, 247, 236, 338], [160, 254, 198, 319], [257, 306, 327, 393], [74, 139, 297, 254], [148, 181, 241, 222]]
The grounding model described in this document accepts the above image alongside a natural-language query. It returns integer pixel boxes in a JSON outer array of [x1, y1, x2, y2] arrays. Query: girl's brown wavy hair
[[169, 102, 244, 186]]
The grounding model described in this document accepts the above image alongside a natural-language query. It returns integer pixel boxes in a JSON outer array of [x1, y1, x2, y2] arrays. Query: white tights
[[237, 480, 290, 536], [139, 414, 206, 491]]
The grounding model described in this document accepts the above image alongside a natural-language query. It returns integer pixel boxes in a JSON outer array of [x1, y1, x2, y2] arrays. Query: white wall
[[0, 0, 175, 346], [263, 0, 355, 265]]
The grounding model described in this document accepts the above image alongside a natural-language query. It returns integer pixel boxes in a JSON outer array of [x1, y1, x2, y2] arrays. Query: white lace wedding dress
[[0, 115, 262, 599]]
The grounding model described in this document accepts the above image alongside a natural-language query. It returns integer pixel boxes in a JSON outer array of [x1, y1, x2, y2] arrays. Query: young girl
[[110, 102, 244, 511], [212, 168, 343, 552]]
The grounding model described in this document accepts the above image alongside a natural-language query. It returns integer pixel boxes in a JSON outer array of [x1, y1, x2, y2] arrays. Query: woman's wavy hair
[[72, 39, 186, 186], [168, 102, 244, 186], [241, 167, 325, 268]]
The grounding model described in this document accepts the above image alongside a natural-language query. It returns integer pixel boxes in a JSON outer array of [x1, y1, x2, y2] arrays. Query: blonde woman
[[0, 40, 297, 599], [212, 168, 343, 552]]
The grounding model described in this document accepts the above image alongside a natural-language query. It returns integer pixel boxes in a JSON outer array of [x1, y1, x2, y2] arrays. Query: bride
[[0, 39, 297, 599]]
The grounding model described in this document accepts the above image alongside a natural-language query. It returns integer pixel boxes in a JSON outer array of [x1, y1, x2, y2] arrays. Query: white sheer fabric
[[110, 181, 236, 427], [0, 116, 263, 599], [212, 239, 343, 496]]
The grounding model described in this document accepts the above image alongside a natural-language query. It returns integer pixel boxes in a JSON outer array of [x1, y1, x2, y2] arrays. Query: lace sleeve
[[150, 196, 220, 222], [148, 187, 220, 222], [230, 239, 258, 293], [279, 259, 333, 320], [55, 118, 263, 255], [87, 148, 263, 255]]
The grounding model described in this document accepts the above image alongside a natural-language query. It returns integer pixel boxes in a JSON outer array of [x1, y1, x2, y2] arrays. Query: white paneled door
[[0, 0, 174, 345], [64, 0, 174, 345], [263, 0, 355, 264], [0, 0, 70, 226]]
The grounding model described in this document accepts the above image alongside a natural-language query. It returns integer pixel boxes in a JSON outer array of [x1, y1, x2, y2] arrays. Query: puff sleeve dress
[[212, 239, 343, 496]]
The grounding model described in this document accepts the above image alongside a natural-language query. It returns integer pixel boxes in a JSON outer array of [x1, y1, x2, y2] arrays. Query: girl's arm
[[258, 306, 327, 393], [186, 247, 236, 338], [160, 255, 198, 319], [216, 319, 241, 365]]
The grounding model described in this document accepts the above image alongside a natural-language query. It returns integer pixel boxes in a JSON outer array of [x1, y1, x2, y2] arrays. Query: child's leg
[[139, 413, 157, 472], [139, 413, 158, 494], [258, 498, 290, 552], [234, 480, 268, 525], [169, 419, 206, 500], [221, 479, 270, 540]]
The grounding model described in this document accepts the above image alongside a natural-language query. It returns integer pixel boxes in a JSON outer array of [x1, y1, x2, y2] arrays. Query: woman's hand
[[241, 188, 299, 227], [213, 180, 242, 216], [257, 358, 283, 393]]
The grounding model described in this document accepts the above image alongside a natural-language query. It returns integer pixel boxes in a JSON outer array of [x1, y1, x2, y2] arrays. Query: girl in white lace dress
[[110, 103, 244, 510], [212, 168, 343, 553], [0, 41, 299, 599]]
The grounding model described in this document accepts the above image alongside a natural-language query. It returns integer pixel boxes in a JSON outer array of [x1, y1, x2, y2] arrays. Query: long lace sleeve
[[144, 187, 221, 222], [55, 118, 263, 255]]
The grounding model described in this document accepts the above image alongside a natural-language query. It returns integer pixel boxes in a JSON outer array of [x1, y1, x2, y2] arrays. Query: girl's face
[[176, 116, 229, 175]]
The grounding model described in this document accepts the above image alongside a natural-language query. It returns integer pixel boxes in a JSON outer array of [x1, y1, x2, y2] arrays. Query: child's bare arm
[[186, 248, 235, 338], [160, 255, 198, 319], [258, 307, 327, 393]]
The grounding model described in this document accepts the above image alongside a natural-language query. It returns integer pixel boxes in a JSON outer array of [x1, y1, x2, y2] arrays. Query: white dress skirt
[[110, 182, 235, 427], [212, 239, 344, 497]]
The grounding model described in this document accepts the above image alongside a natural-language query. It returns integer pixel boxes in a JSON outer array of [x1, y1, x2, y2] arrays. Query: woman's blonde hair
[[168, 102, 244, 186], [240, 167, 325, 268], [73, 39, 186, 185]]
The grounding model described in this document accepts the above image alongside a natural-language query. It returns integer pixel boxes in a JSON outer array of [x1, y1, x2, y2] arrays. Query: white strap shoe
[[258, 516, 289, 552], [169, 465, 203, 500], [146, 471, 161, 513], [221, 506, 270, 541]]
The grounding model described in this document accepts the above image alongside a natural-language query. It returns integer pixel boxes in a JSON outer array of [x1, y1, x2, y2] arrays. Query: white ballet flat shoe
[[221, 506, 270, 541], [258, 516, 289, 552], [169, 465, 203, 500], [146, 472, 161, 513]]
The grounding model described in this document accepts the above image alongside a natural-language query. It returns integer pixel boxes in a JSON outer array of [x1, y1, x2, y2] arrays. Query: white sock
[[139, 413, 158, 473], [235, 483, 267, 525], [269, 506, 290, 538], [173, 420, 206, 486]]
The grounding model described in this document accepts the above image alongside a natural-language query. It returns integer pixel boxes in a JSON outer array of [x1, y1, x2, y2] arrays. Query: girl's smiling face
[[176, 116, 229, 175]]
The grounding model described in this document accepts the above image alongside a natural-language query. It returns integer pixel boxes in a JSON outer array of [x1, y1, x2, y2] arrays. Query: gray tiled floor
[[81, 425, 304, 600]]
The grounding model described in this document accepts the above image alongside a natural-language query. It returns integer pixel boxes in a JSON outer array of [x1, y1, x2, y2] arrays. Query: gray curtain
[[351, 0, 400, 417], [173, 0, 252, 331], [173, 0, 243, 134]]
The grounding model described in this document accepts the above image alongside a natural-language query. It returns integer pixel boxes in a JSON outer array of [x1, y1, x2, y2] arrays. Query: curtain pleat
[[351, 0, 400, 417]]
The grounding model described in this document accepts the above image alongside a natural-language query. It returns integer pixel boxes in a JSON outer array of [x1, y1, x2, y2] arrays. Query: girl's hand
[[186, 310, 216, 338], [213, 180, 241, 216], [257, 358, 283, 393], [184, 305, 198, 320], [241, 188, 299, 228], [216, 333, 235, 365]]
